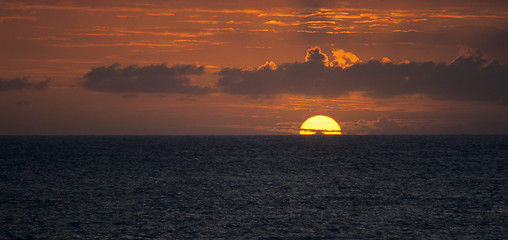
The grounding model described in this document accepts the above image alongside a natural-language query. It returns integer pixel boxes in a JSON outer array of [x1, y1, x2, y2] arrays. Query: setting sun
[[300, 115, 342, 135]]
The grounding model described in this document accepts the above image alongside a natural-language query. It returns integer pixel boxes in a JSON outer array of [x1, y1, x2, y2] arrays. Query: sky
[[1, 0, 508, 135]]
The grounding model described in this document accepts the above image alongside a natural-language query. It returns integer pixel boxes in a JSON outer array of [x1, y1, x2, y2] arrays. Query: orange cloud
[[51, 40, 223, 49], [264, 20, 301, 26], [68, 26, 216, 38], [203, 28, 237, 32], [145, 12, 175, 16], [185, 20, 220, 24], [0, 2, 148, 12], [257, 61, 277, 70], [226, 20, 252, 24], [392, 29, 423, 33], [243, 46, 272, 49], [181, 9, 261, 15], [331, 49, 360, 68], [380, 57, 391, 64]]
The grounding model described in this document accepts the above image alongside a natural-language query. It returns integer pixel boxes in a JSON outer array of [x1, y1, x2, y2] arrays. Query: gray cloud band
[[218, 47, 508, 103], [81, 47, 508, 104], [0, 77, 50, 91], [82, 63, 210, 95]]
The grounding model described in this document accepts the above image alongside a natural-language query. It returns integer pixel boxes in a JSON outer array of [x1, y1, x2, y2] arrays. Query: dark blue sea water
[[0, 135, 506, 239]]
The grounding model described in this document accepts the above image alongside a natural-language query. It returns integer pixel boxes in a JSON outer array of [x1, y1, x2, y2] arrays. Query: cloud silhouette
[[305, 46, 329, 63], [344, 116, 414, 135], [217, 46, 508, 103], [0, 77, 50, 91], [83, 63, 211, 94]]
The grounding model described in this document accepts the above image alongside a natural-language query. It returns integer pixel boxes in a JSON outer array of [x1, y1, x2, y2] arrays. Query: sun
[[300, 115, 342, 135]]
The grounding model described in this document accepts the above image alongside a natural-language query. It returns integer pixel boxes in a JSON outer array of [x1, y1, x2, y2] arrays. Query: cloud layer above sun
[[218, 46, 508, 103], [80, 46, 508, 104], [83, 63, 210, 94]]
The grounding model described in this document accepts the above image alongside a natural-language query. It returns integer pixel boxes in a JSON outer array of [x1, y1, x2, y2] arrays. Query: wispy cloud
[[145, 12, 175, 16], [392, 29, 424, 33], [67, 26, 216, 38], [51, 40, 223, 48], [184, 20, 220, 24], [0, 15, 37, 23], [28, 36, 71, 41], [264, 20, 301, 26], [0, 2, 151, 13]]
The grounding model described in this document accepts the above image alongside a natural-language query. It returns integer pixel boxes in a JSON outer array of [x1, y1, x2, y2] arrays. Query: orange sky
[[1, 0, 508, 135]]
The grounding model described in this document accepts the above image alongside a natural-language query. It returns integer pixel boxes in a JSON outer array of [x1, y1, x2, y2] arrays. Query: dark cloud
[[83, 63, 211, 94], [305, 47, 328, 63], [0, 77, 50, 91], [217, 47, 508, 104], [345, 116, 414, 135], [371, 116, 412, 135]]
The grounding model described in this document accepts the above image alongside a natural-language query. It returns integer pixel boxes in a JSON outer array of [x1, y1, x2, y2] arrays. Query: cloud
[[217, 46, 508, 103], [370, 116, 412, 134], [257, 61, 277, 70], [0, 77, 50, 91], [0, 15, 37, 23], [305, 46, 329, 63], [345, 116, 413, 135], [331, 49, 360, 68], [82, 63, 211, 94], [264, 20, 301, 26], [145, 12, 175, 16]]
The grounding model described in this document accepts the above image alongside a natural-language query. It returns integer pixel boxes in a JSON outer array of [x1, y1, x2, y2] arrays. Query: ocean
[[0, 135, 506, 239]]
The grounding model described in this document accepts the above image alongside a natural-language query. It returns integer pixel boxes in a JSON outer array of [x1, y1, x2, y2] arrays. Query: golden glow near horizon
[[300, 115, 342, 135]]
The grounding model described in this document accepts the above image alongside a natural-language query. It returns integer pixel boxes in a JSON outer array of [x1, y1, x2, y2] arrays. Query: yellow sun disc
[[300, 115, 342, 135]]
